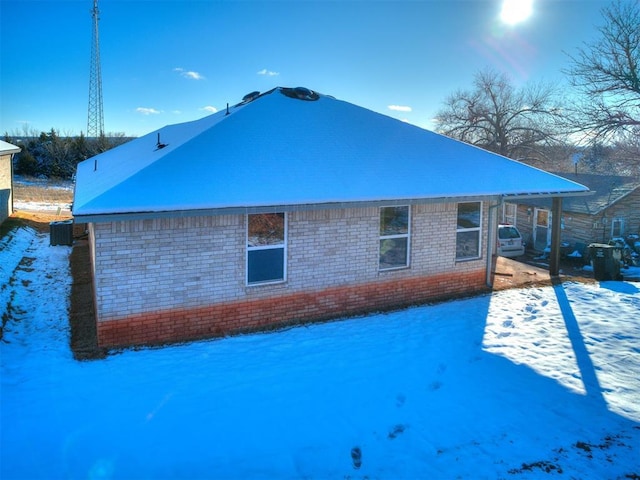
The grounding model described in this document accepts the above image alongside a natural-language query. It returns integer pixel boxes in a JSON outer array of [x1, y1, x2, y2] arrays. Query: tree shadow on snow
[[551, 278, 607, 408], [597, 280, 640, 294]]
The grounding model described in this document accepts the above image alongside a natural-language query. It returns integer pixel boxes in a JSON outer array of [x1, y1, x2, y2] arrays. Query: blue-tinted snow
[[73, 88, 588, 216], [1, 227, 639, 479]]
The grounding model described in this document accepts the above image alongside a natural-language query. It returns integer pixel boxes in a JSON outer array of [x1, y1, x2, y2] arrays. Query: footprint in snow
[[351, 446, 362, 469], [388, 424, 407, 439], [429, 380, 443, 391]]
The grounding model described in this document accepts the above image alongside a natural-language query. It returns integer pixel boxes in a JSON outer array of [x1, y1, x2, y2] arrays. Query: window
[[247, 213, 286, 284], [456, 202, 482, 260], [380, 206, 410, 270], [533, 208, 551, 251], [611, 218, 624, 238], [502, 203, 517, 226]]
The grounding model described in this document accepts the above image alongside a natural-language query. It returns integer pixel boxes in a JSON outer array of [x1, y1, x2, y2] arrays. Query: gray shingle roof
[[518, 172, 640, 215]]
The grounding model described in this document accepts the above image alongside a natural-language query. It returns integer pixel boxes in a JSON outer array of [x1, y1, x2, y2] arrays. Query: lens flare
[[500, 0, 533, 25]]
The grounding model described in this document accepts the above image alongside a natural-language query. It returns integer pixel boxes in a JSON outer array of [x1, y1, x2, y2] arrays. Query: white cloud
[[184, 71, 205, 80], [173, 67, 205, 80], [201, 106, 218, 113], [257, 68, 280, 77], [136, 107, 161, 115], [388, 105, 412, 112]]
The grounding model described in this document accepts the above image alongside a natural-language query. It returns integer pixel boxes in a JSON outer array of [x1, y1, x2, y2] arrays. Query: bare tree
[[434, 69, 565, 162], [612, 127, 640, 175], [564, 0, 640, 142]]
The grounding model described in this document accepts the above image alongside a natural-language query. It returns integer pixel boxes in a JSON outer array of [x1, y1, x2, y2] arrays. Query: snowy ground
[[1, 226, 639, 480], [11, 200, 72, 215]]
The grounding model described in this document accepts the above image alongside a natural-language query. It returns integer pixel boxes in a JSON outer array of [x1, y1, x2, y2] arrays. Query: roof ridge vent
[[280, 86, 320, 101]]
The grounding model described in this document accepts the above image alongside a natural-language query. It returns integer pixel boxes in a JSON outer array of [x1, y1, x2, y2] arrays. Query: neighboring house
[[0, 140, 21, 224], [504, 172, 640, 253], [72, 87, 588, 349]]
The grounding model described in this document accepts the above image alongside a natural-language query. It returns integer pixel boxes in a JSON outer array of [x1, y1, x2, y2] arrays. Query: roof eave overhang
[[72, 194, 504, 223], [1, 147, 21, 155], [500, 190, 593, 201], [73, 191, 591, 223]]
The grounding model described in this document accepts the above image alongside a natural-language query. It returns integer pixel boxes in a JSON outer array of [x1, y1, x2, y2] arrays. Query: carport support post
[[549, 196, 563, 277]]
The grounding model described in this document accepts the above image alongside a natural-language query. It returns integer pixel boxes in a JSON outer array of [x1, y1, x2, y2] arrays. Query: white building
[[0, 140, 21, 224]]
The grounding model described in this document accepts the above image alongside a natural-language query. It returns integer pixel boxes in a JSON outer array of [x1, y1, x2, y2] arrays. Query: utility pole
[[87, 0, 104, 138]]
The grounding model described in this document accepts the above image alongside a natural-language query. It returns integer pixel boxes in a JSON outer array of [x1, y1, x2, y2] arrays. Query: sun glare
[[500, 0, 533, 25]]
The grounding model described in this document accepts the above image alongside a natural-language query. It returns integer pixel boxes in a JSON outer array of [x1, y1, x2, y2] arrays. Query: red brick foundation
[[97, 270, 487, 348]]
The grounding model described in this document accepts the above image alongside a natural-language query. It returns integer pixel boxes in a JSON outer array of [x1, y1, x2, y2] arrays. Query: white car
[[497, 224, 525, 258]]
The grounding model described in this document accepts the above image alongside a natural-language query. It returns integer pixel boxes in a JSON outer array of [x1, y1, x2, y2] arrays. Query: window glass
[[380, 206, 409, 235], [503, 203, 517, 225], [379, 206, 410, 270], [247, 213, 286, 284], [380, 238, 408, 270], [536, 209, 549, 228], [456, 231, 480, 259], [248, 249, 285, 284], [457, 202, 481, 229], [456, 202, 481, 260], [248, 213, 285, 247], [611, 218, 624, 237]]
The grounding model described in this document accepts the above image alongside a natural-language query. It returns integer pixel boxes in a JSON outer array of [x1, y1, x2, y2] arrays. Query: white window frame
[[611, 217, 624, 238], [246, 213, 287, 286], [379, 206, 411, 271], [502, 203, 517, 226], [456, 202, 483, 261], [533, 208, 552, 251]]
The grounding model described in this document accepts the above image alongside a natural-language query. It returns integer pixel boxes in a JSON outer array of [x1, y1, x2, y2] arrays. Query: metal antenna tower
[[87, 0, 104, 137]]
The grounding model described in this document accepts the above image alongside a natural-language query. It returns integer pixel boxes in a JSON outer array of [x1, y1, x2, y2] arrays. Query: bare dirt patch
[[13, 181, 73, 205], [69, 237, 106, 360], [491, 254, 595, 291], [4, 210, 72, 233]]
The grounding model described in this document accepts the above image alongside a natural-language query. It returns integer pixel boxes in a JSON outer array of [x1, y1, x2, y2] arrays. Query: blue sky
[[1, 0, 611, 137]]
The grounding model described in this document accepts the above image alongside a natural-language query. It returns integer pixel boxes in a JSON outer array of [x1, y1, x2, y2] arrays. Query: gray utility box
[[588, 243, 622, 281], [50, 220, 74, 246]]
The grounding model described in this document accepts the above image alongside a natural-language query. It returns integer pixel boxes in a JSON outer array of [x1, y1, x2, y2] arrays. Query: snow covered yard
[[1, 226, 639, 480]]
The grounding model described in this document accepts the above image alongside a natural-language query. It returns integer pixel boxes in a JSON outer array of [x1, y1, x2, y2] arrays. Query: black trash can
[[50, 220, 74, 246], [588, 243, 622, 281]]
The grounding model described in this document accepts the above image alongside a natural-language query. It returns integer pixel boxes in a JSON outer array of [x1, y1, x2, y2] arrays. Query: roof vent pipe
[[156, 133, 167, 150]]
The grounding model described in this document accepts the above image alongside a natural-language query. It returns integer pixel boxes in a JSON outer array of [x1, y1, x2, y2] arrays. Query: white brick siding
[[91, 203, 488, 322], [0, 154, 12, 223]]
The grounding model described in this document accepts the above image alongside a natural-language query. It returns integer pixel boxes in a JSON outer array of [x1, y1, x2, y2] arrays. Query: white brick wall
[[91, 203, 488, 322], [0, 154, 12, 223]]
